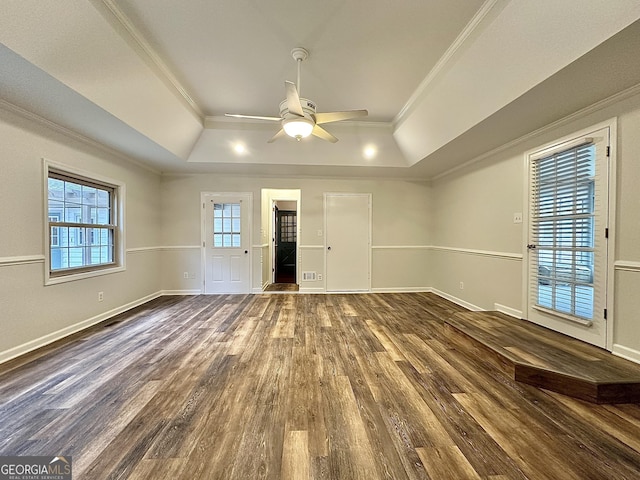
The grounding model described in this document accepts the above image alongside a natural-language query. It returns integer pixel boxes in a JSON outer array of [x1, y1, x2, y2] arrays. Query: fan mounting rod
[[291, 47, 308, 93]]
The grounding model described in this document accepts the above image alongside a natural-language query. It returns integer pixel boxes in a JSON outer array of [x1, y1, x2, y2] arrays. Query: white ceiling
[[113, 0, 484, 122], [1, 1, 640, 178]]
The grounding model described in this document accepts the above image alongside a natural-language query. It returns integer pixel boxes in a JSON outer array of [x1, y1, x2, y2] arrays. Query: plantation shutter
[[528, 138, 607, 324]]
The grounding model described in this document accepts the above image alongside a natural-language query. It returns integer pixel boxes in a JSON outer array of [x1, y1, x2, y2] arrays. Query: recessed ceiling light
[[233, 143, 246, 154], [363, 145, 377, 159]]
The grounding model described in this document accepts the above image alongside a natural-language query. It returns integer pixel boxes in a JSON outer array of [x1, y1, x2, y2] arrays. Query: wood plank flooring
[[1, 293, 640, 479], [446, 311, 640, 403]]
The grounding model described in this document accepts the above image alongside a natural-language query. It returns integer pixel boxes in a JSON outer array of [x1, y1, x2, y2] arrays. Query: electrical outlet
[[459, 282, 464, 290], [318, 273, 323, 281], [98, 291, 104, 302], [183, 272, 189, 279], [513, 212, 523, 224]]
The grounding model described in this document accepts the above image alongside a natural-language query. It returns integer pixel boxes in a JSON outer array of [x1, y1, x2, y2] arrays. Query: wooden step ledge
[[444, 311, 640, 404]]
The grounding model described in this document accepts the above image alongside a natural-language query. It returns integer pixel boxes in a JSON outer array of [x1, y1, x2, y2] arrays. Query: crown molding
[[432, 81, 640, 181], [0, 99, 161, 175], [393, 0, 501, 127], [100, 0, 204, 120]]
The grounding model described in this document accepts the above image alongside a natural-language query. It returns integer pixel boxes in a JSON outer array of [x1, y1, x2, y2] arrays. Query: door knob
[[244, 250, 248, 254], [327, 246, 331, 251]]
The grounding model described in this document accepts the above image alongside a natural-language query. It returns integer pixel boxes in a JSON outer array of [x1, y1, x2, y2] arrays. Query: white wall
[[159, 175, 432, 294], [0, 105, 162, 363], [430, 89, 640, 361]]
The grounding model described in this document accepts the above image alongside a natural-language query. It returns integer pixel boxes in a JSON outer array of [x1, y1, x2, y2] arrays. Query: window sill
[[45, 264, 126, 285]]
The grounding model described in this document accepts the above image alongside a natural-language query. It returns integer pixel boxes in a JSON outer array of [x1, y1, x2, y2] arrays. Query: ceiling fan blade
[[311, 124, 338, 143], [267, 128, 286, 143], [225, 113, 282, 121], [285, 81, 304, 117], [314, 109, 368, 124]]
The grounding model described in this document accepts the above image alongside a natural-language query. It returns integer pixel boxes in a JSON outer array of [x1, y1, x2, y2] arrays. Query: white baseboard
[[298, 287, 326, 294], [160, 289, 201, 295], [371, 287, 432, 293], [612, 344, 640, 365], [430, 288, 482, 312], [0, 291, 163, 365], [494, 303, 522, 319]]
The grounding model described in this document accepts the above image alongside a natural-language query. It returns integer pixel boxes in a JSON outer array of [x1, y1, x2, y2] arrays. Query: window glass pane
[[95, 207, 110, 225], [90, 247, 101, 264], [48, 171, 116, 273], [212, 203, 241, 247], [65, 182, 82, 205], [48, 200, 64, 215], [50, 226, 60, 247], [65, 207, 81, 222], [51, 248, 63, 269], [97, 189, 110, 207], [82, 186, 97, 206], [68, 247, 83, 267], [537, 284, 552, 309], [48, 178, 64, 199]]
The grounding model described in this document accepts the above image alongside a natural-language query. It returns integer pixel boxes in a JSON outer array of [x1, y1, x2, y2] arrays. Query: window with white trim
[[47, 168, 119, 277]]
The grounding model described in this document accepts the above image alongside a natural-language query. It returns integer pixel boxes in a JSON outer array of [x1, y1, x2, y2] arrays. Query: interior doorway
[[261, 189, 301, 292]]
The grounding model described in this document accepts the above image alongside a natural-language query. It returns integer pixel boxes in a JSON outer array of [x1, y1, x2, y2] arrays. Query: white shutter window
[[529, 140, 605, 323]]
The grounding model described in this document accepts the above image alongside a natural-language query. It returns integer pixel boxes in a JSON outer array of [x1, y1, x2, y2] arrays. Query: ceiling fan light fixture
[[283, 117, 314, 140]]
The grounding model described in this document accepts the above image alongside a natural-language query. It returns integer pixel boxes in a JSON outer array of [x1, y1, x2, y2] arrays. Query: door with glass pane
[[526, 127, 610, 348], [202, 193, 251, 294], [275, 208, 297, 283]]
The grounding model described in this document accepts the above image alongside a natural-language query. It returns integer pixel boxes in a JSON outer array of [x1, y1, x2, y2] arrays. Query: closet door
[[325, 193, 371, 292]]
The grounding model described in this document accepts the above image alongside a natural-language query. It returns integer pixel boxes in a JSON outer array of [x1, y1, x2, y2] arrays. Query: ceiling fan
[[225, 47, 368, 143]]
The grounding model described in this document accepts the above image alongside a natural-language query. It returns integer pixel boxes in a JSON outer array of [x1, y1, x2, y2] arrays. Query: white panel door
[[325, 193, 371, 292], [203, 193, 251, 294]]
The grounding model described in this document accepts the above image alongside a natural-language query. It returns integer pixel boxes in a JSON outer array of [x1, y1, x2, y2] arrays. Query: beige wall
[[159, 175, 432, 293], [0, 105, 162, 363], [430, 90, 640, 361]]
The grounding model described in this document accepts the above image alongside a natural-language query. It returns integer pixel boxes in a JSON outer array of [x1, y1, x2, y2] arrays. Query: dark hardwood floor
[[1, 293, 640, 479], [264, 283, 300, 292]]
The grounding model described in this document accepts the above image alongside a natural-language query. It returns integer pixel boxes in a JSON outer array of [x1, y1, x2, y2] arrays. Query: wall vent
[[302, 271, 317, 281]]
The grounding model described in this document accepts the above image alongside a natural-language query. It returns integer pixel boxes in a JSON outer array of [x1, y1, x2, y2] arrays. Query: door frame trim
[[263, 190, 301, 287], [521, 118, 617, 350], [200, 191, 253, 294]]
